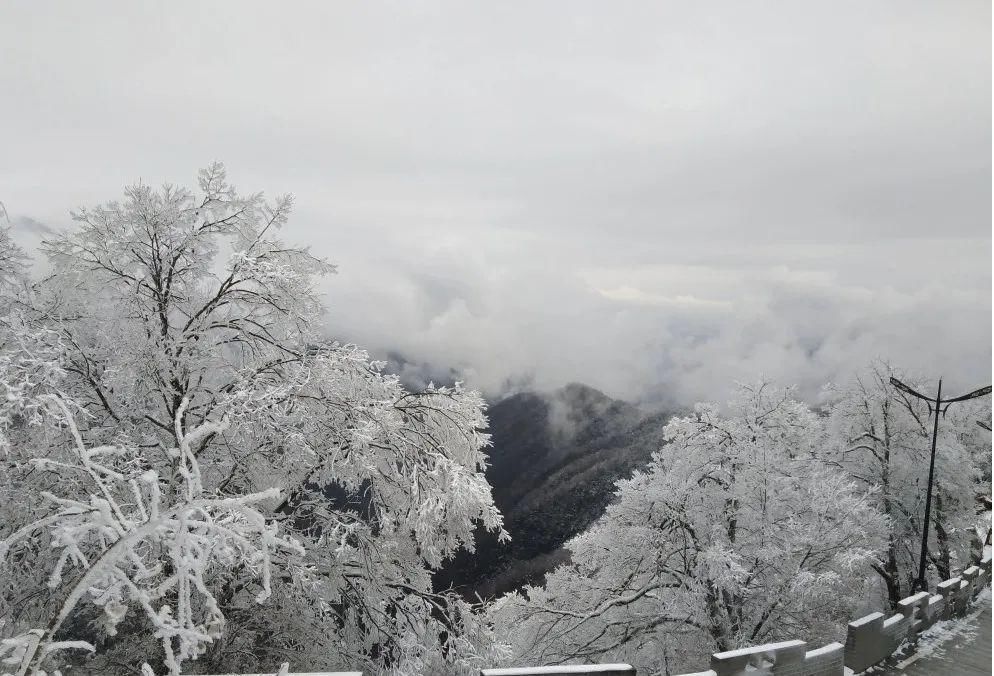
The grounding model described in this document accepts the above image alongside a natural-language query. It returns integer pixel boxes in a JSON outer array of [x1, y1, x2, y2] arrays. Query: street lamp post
[[889, 377, 991, 592]]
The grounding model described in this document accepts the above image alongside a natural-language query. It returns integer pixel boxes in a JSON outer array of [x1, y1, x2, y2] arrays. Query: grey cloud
[[324, 237, 990, 406], [12, 216, 57, 237], [0, 1, 989, 407]]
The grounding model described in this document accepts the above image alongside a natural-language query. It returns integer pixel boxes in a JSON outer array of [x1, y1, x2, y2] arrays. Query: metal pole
[[889, 377, 990, 592], [914, 379, 942, 592]]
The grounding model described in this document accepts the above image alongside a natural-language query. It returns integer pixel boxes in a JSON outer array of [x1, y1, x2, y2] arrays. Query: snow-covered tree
[[0, 165, 506, 675], [490, 383, 887, 675], [0, 385, 302, 675], [826, 363, 990, 605], [0, 215, 29, 311]]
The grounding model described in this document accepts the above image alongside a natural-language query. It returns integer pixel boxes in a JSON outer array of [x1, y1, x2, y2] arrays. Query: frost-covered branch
[[1, 393, 301, 676]]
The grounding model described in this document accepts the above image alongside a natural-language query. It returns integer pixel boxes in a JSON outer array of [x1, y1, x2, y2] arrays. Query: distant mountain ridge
[[434, 383, 676, 599]]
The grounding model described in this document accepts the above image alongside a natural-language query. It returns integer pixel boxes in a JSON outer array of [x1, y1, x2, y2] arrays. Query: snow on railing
[[480, 665, 636, 675], [670, 553, 993, 676], [190, 672, 360, 676]]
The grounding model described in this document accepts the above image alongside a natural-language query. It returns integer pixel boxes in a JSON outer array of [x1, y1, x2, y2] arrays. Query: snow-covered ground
[[885, 588, 992, 675]]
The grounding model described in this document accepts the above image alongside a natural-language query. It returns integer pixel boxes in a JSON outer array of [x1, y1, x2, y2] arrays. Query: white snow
[[191, 673, 362, 676], [713, 639, 805, 659], [481, 665, 635, 675], [892, 588, 990, 670]]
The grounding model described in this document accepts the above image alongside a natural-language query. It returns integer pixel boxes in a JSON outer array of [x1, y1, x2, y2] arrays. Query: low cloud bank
[[321, 234, 992, 408]]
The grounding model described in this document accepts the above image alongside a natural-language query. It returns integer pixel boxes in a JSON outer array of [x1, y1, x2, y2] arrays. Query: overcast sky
[[2, 1, 991, 406]]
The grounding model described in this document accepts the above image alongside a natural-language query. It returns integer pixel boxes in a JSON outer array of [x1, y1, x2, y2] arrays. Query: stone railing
[[675, 639, 846, 676], [480, 665, 636, 675], [191, 666, 362, 676], [671, 553, 993, 676]]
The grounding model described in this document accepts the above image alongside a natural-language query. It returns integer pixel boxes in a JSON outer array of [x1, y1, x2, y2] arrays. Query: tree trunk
[[704, 585, 731, 652], [878, 420, 903, 606], [882, 536, 903, 606]]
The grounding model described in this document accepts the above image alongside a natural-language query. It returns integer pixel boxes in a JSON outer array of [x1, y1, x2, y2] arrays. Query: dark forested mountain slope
[[434, 383, 675, 599]]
